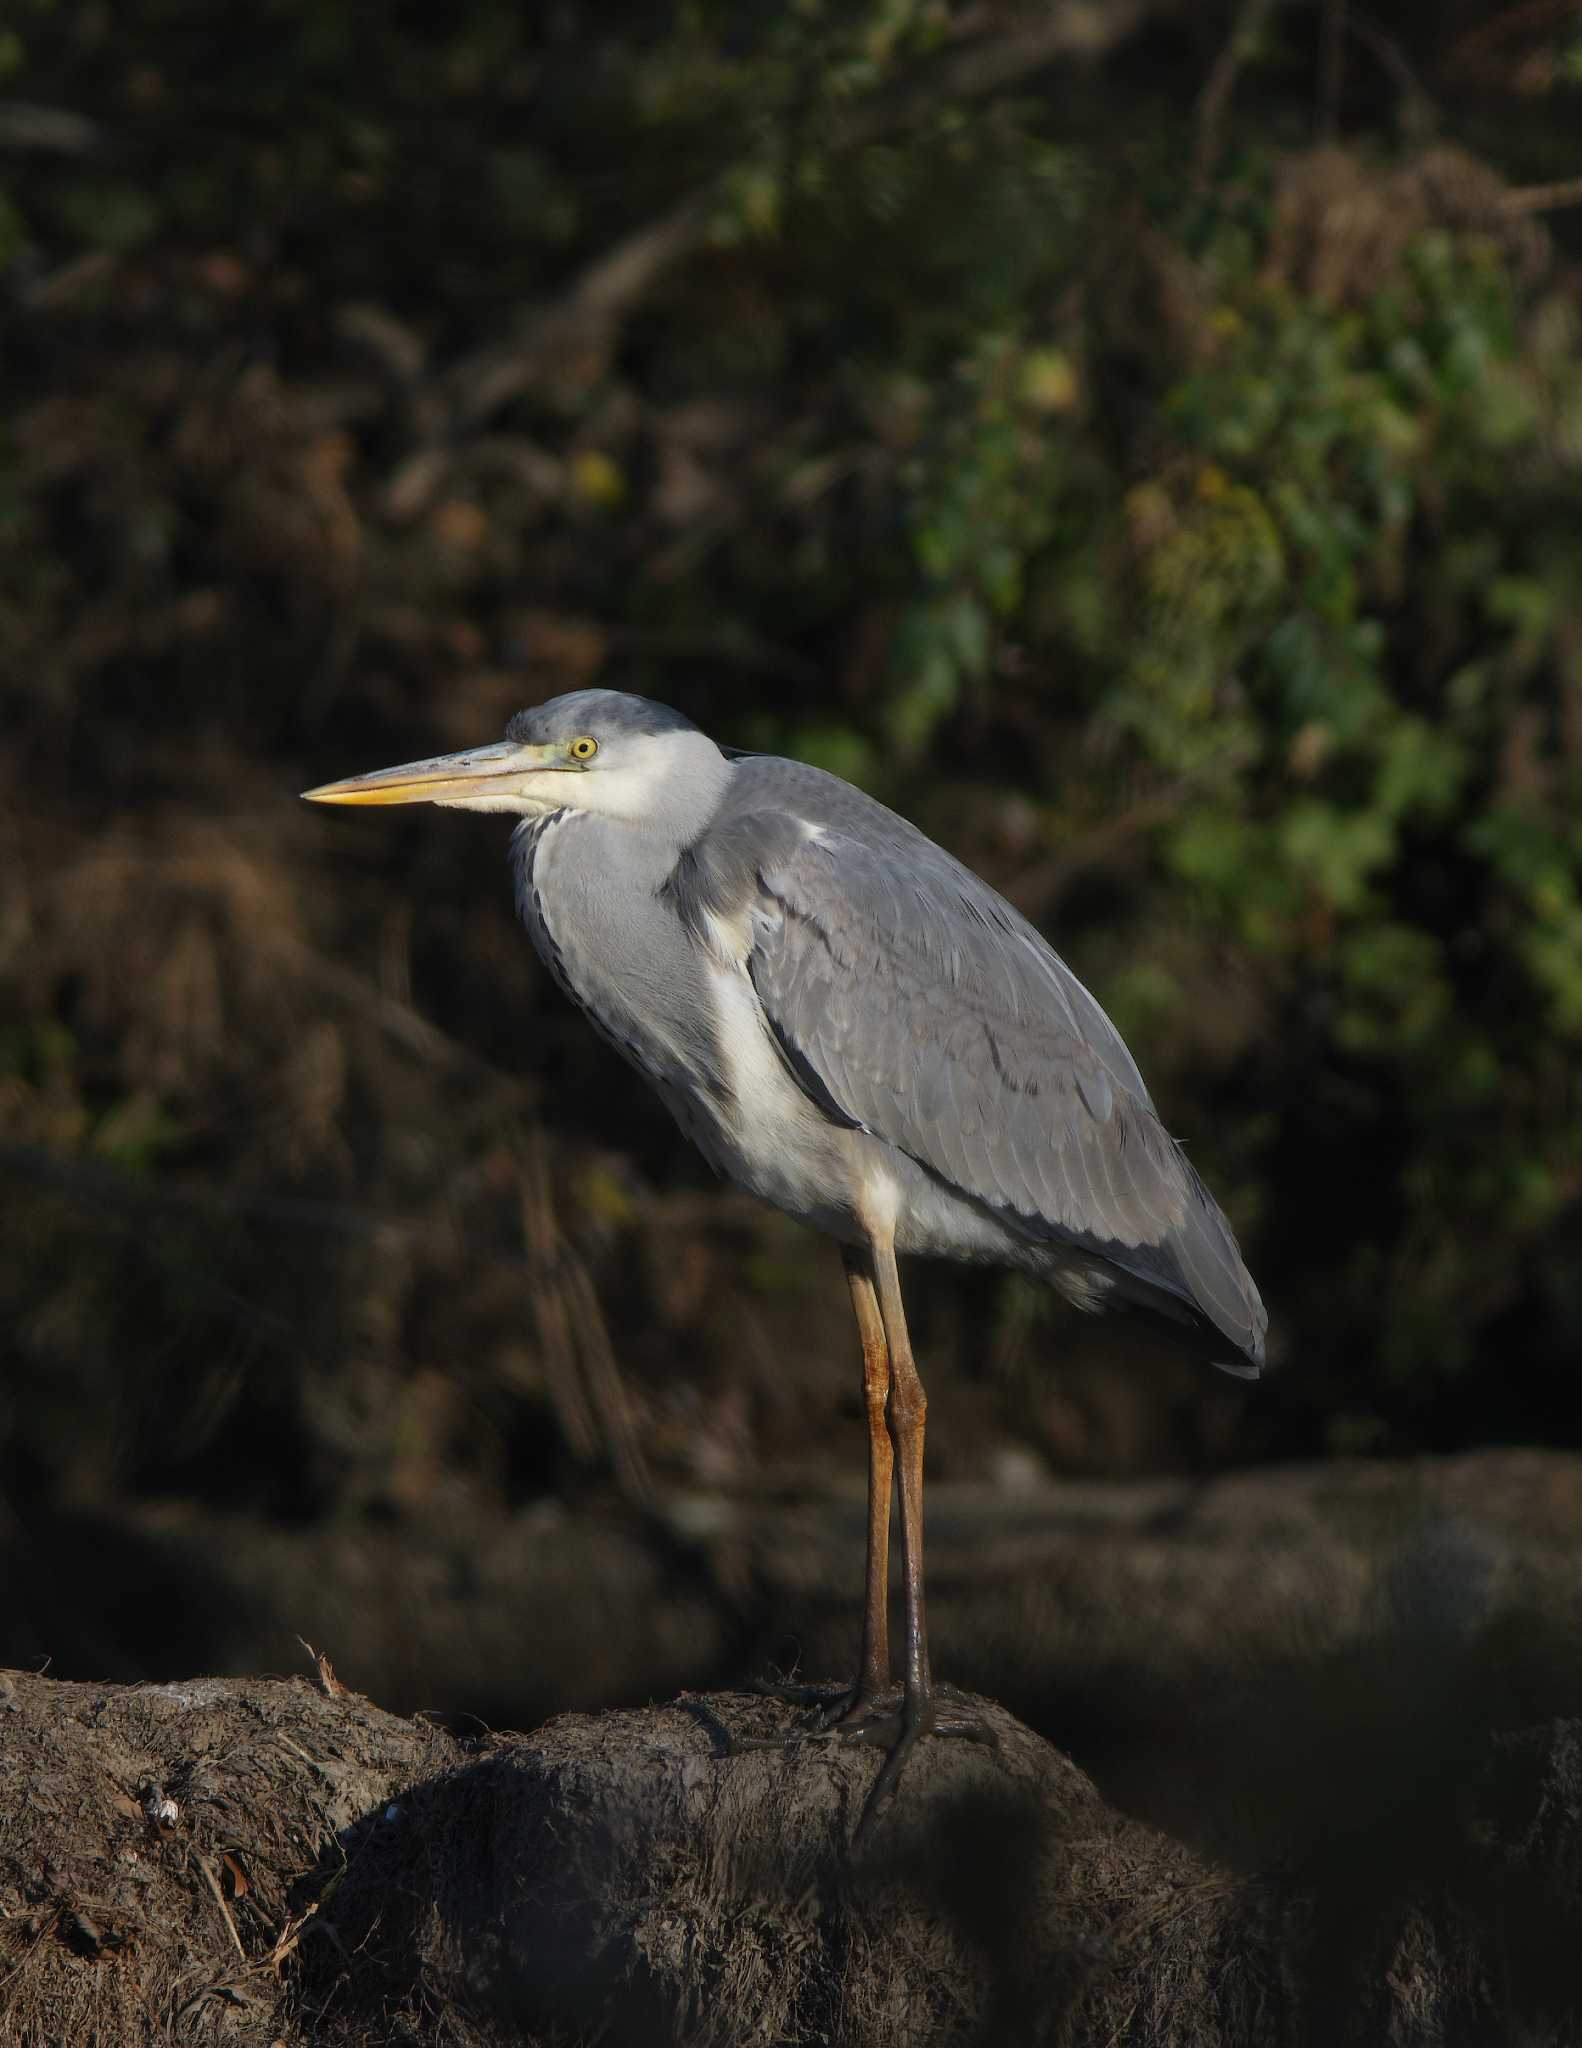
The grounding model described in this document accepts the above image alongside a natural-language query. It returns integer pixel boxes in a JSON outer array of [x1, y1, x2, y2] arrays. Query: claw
[[749, 1677, 859, 1726], [846, 1686, 998, 1844], [730, 1680, 998, 1840]]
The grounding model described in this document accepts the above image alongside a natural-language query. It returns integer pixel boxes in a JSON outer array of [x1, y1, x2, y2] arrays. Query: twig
[[564, 1255, 654, 1509], [0, 100, 101, 154], [1317, 0, 1346, 141], [195, 1854, 247, 1963], [519, 1140, 601, 1464], [1344, 9, 1436, 139], [175, 1901, 323, 2022], [1500, 175, 1582, 217], [297, 1637, 350, 1697], [448, 191, 714, 426], [1193, 0, 1278, 190], [20, 250, 118, 314], [839, 0, 1169, 151], [288, 940, 537, 1097], [1004, 742, 1249, 921], [518, 1135, 653, 1504], [271, 1733, 338, 1786], [1443, 0, 1580, 82], [257, 1900, 318, 1974]]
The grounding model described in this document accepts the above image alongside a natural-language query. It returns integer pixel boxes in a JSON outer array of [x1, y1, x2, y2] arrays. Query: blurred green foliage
[[2, 0, 1581, 1528]]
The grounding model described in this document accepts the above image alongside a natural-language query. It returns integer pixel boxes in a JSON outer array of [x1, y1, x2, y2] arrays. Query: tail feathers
[[1097, 1154, 1267, 1374]]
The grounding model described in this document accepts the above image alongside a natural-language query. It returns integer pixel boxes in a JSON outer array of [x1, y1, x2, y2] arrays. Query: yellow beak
[[302, 740, 562, 806]]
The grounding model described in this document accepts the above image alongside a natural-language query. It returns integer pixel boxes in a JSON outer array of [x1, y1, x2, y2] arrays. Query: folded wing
[[672, 763, 1266, 1371]]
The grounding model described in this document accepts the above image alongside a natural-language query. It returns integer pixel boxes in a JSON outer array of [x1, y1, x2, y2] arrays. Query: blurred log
[[3, 1669, 1581, 2045], [10, 1450, 1577, 1749]]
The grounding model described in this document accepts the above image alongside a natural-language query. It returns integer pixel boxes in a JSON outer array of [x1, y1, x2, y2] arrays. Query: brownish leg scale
[[748, 1245, 892, 1724], [737, 1231, 997, 1839]]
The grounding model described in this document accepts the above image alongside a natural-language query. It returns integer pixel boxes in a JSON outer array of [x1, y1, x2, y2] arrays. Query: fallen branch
[[445, 0, 1189, 427], [1500, 173, 1582, 216]]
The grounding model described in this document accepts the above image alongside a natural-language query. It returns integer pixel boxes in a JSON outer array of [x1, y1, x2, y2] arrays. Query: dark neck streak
[[512, 810, 582, 1008]]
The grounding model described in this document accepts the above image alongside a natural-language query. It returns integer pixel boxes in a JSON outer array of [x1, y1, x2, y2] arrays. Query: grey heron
[[305, 689, 1266, 1814]]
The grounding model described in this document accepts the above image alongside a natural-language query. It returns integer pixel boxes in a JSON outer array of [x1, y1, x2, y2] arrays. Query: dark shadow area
[[289, 1690, 1582, 2047]]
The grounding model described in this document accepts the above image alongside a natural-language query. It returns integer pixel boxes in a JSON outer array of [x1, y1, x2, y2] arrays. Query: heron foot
[[747, 1676, 882, 1729], [840, 1684, 1000, 1841], [734, 1681, 997, 1842], [750, 1675, 855, 1715]]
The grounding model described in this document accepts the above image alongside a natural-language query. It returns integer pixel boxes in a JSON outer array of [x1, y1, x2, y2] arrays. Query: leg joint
[[888, 1381, 926, 1432]]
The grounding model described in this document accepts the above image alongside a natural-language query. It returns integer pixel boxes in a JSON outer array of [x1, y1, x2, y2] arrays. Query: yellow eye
[[569, 736, 598, 761]]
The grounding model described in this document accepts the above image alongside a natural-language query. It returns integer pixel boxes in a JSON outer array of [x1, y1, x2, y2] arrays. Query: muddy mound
[[4, 1670, 1581, 2045]]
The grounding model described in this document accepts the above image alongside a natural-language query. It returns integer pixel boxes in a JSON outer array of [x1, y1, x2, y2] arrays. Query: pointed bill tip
[[300, 740, 549, 807], [300, 776, 427, 806]]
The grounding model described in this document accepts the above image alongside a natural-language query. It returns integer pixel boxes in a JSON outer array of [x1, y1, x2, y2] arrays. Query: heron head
[[303, 689, 727, 826]]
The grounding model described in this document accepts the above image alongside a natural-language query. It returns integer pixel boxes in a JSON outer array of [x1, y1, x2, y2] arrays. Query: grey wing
[[673, 775, 1265, 1371]]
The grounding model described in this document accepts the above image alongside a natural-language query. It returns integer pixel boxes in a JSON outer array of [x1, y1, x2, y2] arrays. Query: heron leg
[[746, 1245, 892, 1725], [828, 1230, 996, 1834], [734, 1234, 992, 1828], [846, 1242, 893, 1704], [873, 1233, 927, 1703]]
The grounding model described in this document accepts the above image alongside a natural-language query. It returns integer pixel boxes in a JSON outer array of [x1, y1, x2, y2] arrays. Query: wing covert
[[743, 824, 1178, 1249], [668, 770, 1266, 1367]]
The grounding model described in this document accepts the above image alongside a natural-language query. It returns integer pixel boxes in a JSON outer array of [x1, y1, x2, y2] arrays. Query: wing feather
[[667, 762, 1266, 1368]]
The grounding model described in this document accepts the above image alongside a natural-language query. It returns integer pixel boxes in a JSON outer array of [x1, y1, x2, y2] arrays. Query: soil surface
[[11, 1448, 1582, 1874], [3, 1665, 1582, 2045]]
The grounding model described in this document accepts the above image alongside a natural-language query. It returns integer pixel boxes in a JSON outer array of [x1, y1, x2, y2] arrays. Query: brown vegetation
[[5, 1664, 1582, 2046]]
